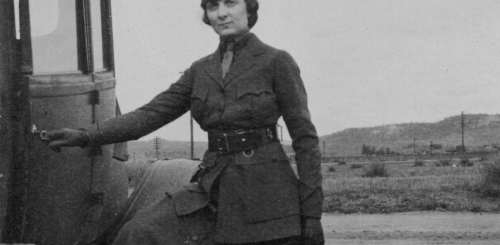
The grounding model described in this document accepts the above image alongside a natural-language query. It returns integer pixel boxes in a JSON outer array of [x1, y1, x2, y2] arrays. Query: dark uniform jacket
[[86, 33, 323, 244]]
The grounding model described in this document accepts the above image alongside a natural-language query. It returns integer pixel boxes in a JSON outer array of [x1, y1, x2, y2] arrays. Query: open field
[[125, 154, 500, 214], [321, 157, 500, 214]]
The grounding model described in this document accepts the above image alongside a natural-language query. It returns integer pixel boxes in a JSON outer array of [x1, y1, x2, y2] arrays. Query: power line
[[153, 136, 161, 160], [461, 111, 466, 156]]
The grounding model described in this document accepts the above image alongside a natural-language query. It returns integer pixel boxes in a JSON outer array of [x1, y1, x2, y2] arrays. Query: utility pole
[[461, 111, 465, 156], [190, 112, 194, 160], [154, 136, 161, 160], [323, 141, 326, 163], [413, 138, 416, 156]]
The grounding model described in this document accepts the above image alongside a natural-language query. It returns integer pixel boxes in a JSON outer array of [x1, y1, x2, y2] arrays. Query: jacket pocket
[[236, 79, 273, 98], [238, 143, 300, 223], [236, 80, 275, 106], [171, 187, 209, 216], [190, 83, 210, 121], [191, 82, 210, 102], [235, 80, 278, 124], [243, 183, 300, 224], [237, 142, 297, 186]]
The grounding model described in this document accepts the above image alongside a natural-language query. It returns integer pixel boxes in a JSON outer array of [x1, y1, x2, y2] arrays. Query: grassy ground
[[322, 158, 500, 214], [124, 154, 500, 214]]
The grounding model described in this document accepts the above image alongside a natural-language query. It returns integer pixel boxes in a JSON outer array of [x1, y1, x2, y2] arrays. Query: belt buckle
[[266, 128, 273, 140], [234, 129, 246, 134], [217, 133, 230, 154]]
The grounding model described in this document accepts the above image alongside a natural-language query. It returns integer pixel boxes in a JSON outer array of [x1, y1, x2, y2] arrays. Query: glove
[[45, 128, 90, 152], [301, 218, 325, 245]]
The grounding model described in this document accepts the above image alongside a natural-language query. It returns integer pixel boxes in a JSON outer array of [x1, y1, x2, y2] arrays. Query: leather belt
[[208, 125, 278, 154]]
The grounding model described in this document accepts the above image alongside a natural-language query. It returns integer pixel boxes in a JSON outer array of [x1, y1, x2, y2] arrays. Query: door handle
[[32, 124, 49, 142]]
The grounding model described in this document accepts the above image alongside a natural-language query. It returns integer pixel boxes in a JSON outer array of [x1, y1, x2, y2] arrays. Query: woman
[[47, 0, 324, 244]]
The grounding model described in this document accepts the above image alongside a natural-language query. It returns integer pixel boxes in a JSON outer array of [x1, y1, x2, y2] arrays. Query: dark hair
[[200, 0, 259, 29]]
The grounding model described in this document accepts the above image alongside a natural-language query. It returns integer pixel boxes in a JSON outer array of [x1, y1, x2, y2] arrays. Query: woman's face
[[206, 0, 250, 38]]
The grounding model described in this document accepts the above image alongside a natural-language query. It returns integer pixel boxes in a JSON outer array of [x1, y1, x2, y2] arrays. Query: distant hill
[[127, 139, 208, 160], [321, 114, 500, 156], [127, 138, 295, 160], [127, 114, 500, 159]]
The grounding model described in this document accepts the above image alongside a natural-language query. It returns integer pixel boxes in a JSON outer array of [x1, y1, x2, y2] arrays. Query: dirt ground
[[322, 211, 500, 245]]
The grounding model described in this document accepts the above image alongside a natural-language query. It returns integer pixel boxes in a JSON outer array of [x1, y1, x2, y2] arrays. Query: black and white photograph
[[1, 0, 500, 244]]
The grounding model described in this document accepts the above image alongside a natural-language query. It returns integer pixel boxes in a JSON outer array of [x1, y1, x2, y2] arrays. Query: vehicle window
[[30, 0, 79, 74], [91, 0, 105, 71], [14, 0, 20, 39]]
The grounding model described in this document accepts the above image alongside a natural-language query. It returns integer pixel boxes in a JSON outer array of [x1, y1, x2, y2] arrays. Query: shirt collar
[[219, 31, 252, 53]]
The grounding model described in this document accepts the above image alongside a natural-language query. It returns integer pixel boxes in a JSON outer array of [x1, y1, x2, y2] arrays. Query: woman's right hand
[[45, 128, 90, 152]]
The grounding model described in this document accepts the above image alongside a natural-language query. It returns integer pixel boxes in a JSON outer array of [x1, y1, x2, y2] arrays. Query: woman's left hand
[[301, 218, 325, 245]]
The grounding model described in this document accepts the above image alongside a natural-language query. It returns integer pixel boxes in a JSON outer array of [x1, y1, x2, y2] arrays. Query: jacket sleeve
[[273, 51, 323, 219], [84, 67, 194, 146]]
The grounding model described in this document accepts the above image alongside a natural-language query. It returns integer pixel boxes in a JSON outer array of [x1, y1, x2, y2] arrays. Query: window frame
[[18, 0, 114, 75]]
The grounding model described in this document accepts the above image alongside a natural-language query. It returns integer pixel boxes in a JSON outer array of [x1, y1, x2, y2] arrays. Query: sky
[[108, 0, 500, 142]]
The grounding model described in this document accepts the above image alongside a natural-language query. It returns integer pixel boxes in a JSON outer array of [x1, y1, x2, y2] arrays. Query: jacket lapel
[[203, 48, 224, 88], [202, 34, 266, 88], [223, 34, 266, 86]]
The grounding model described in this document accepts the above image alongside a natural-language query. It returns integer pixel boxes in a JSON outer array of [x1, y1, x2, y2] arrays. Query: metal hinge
[[89, 90, 100, 105]]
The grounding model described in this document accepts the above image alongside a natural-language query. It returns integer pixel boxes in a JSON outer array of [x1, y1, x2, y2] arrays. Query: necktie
[[221, 39, 235, 79]]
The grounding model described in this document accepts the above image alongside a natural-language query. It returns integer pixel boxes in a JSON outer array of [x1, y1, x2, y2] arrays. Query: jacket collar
[[204, 33, 266, 88], [219, 31, 251, 53]]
